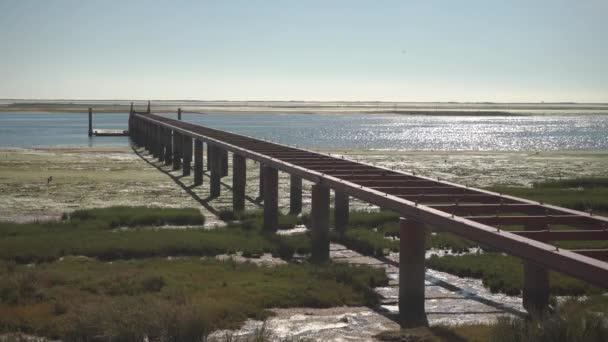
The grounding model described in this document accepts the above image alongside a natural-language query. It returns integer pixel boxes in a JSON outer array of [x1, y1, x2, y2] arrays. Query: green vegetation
[[0, 228, 276, 263], [67, 206, 205, 227], [335, 227, 399, 257], [0, 258, 387, 340], [0, 208, 312, 263], [0, 207, 387, 340], [376, 325, 491, 342], [491, 177, 608, 215], [427, 253, 601, 296], [487, 295, 608, 342], [377, 296, 608, 342], [329, 210, 476, 258]]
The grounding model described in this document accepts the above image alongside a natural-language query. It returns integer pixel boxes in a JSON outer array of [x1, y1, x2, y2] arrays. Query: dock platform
[[92, 129, 129, 136]]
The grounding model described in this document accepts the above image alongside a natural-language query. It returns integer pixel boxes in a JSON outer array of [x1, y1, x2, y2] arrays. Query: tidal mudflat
[[2, 147, 607, 223]]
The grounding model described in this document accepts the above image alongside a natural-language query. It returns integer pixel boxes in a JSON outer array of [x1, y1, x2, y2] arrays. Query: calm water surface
[[1, 112, 607, 151]]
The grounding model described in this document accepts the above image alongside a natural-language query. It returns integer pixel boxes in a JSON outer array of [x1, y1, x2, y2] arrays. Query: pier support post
[[193, 140, 203, 185], [399, 218, 428, 328], [145, 122, 151, 152], [262, 165, 278, 232], [522, 223, 550, 316], [149, 124, 154, 154], [154, 125, 164, 161], [258, 164, 265, 199], [88, 108, 93, 137], [220, 150, 228, 178], [144, 122, 152, 153], [164, 129, 173, 165], [156, 125, 163, 160], [289, 175, 302, 214], [182, 135, 192, 176], [334, 191, 349, 235], [232, 154, 246, 213], [210, 146, 221, 198], [156, 125, 165, 162], [172, 131, 182, 170], [142, 122, 148, 150], [178, 108, 182, 120], [157, 126, 165, 162], [311, 184, 330, 263], [206, 144, 212, 171]]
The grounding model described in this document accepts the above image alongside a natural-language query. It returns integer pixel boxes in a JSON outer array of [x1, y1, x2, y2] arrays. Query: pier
[[128, 107, 608, 326]]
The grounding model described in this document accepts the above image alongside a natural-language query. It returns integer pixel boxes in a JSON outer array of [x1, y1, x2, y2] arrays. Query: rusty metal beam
[[513, 230, 608, 241], [572, 249, 608, 261], [396, 194, 511, 204], [379, 187, 476, 195], [465, 215, 596, 227], [324, 174, 419, 181], [428, 203, 560, 216], [351, 180, 442, 187]]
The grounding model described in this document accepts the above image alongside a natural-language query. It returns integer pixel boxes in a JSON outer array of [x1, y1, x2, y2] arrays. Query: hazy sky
[[1, 0, 607, 102]]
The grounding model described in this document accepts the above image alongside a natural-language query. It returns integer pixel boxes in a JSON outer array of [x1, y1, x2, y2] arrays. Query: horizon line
[[2, 98, 608, 105]]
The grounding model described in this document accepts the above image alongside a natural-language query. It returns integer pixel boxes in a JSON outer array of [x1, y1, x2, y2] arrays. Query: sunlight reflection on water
[[1, 113, 607, 151]]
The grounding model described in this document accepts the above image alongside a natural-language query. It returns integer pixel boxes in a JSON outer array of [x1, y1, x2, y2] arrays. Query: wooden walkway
[[129, 109, 608, 326]]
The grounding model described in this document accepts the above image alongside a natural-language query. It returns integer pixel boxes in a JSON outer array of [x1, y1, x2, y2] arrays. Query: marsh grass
[[330, 211, 477, 257], [67, 206, 205, 227], [376, 325, 492, 342], [226, 210, 304, 231], [491, 177, 608, 215], [427, 253, 602, 295], [0, 208, 313, 263], [0, 258, 387, 340], [0, 227, 277, 263], [487, 296, 608, 342]]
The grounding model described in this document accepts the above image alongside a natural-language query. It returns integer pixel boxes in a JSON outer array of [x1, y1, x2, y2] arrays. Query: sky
[[0, 0, 607, 102]]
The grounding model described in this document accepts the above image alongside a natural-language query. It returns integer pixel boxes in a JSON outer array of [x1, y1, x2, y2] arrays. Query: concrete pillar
[[232, 154, 246, 213], [210, 146, 221, 198], [220, 150, 228, 178], [164, 129, 173, 165], [172, 131, 182, 170], [88, 108, 93, 137], [522, 222, 550, 316], [289, 175, 302, 214], [334, 191, 349, 235], [193, 140, 204, 185], [178, 107, 182, 121], [262, 165, 279, 232], [311, 184, 330, 263], [258, 163, 265, 198], [182, 135, 192, 176], [399, 218, 428, 328], [206, 144, 211, 171]]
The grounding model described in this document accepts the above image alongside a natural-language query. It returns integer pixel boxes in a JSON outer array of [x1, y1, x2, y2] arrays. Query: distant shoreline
[[2, 107, 608, 116], [2, 100, 608, 115]]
